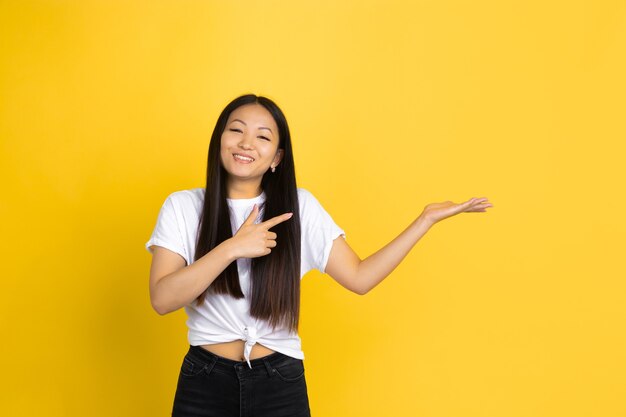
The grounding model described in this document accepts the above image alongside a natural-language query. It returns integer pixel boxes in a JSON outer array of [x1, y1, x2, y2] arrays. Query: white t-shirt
[[145, 187, 345, 367]]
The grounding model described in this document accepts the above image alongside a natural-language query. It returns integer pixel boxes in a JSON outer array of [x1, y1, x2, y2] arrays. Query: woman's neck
[[226, 179, 263, 199]]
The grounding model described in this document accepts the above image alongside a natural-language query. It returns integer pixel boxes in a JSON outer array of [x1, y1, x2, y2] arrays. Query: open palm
[[420, 197, 493, 226]]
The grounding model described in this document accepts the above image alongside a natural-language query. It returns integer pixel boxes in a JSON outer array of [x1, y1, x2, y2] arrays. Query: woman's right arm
[[148, 204, 293, 315], [149, 239, 237, 315]]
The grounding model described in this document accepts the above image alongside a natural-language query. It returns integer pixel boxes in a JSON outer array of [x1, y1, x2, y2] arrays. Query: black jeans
[[172, 345, 311, 417]]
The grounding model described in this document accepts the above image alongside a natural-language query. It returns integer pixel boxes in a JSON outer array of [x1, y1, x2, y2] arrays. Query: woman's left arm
[[324, 197, 493, 295]]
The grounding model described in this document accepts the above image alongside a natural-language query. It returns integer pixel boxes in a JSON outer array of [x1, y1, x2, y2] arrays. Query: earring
[[271, 166, 276, 173]]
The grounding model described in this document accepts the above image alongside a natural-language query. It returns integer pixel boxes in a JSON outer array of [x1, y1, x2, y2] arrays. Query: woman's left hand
[[418, 197, 493, 226]]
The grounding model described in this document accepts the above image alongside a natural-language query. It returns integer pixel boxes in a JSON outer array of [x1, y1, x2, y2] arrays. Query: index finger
[[261, 212, 294, 229]]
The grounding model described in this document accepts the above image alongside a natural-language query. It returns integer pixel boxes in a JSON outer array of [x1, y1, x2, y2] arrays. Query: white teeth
[[234, 154, 254, 162]]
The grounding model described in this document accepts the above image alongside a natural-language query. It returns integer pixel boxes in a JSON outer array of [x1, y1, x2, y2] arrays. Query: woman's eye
[[258, 136, 270, 141], [229, 128, 242, 133]]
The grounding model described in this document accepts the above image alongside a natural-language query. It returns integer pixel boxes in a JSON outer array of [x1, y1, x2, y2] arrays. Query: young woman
[[145, 94, 492, 417]]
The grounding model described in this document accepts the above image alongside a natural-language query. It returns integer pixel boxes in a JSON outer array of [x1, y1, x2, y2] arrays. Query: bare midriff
[[200, 340, 276, 362]]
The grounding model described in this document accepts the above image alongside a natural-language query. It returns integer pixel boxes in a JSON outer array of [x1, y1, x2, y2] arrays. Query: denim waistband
[[187, 344, 295, 375]]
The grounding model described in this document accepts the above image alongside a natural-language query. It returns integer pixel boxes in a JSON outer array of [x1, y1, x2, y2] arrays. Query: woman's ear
[[271, 149, 284, 169]]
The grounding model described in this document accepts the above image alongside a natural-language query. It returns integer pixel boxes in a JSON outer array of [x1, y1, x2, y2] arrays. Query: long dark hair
[[193, 94, 302, 333]]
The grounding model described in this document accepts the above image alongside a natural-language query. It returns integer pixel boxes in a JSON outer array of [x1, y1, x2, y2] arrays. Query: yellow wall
[[2, 1, 625, 416]]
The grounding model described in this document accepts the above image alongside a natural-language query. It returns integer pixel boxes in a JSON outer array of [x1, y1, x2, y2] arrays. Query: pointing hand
[[231, 204, 294, 258]]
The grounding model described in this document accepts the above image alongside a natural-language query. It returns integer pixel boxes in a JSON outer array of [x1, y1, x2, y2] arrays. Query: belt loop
[[262, 356, 274, 377]]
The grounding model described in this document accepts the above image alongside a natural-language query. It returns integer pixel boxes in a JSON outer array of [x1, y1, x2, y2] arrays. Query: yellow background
[[1, 1, 625, 416]]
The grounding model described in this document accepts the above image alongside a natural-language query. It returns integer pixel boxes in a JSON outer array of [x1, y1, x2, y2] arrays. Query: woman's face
[[220, 103, 283, 186]]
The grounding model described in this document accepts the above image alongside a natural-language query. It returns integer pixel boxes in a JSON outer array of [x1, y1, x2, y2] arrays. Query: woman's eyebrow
[[231, 119, 273, 134]]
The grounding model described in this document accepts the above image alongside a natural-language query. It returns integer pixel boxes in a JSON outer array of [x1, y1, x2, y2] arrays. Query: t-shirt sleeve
[[145, 194, 188, 262], [300, 189, 346, 274]]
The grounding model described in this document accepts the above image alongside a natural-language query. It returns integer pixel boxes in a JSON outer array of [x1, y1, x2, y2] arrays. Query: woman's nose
[[238, 141, 253, 150], [238, 135, 254, 149]]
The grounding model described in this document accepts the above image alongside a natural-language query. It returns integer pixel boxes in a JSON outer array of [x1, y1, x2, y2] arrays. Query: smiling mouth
[[233, 153, 255, 163]]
